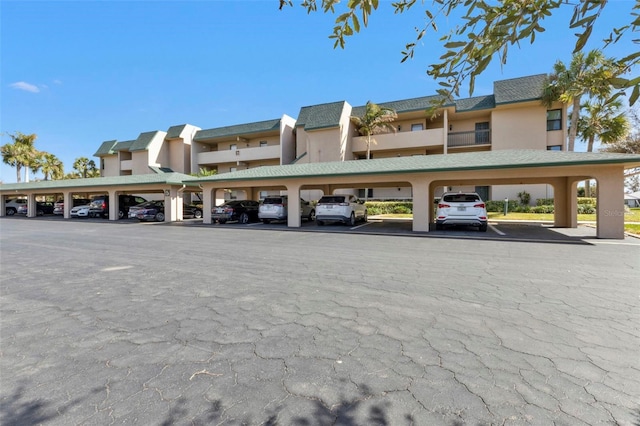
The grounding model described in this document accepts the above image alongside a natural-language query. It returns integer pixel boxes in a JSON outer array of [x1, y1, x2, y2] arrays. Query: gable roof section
[[130, 131, 164, 152], [114, 140, 135, 151], [351, 95, 450, 117], [187, 150, 640, 183], [93, 140, 118, 157], [194, 119, 281, 142], [455, 95, 496, 112], [166, 124, 188, 139], [296, 101, 347, 131], [494, 74, 546, 105]]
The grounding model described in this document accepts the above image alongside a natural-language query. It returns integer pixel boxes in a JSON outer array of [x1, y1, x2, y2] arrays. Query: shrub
[[536, 198, 554, 206], [531, 205, 554, 213], [517, 191, 531, 206], [577, 204, 596, 214], [577, 197, 596, 206], [364, 201, 413, 215], [486, 200, 520, 212]]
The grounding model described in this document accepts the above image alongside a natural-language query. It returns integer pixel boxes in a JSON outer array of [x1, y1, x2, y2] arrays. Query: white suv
[[5, 198, 27, 216], [258, 195, 316, 224], [315, 194, 367, 226], [435, 192, 488, 232]]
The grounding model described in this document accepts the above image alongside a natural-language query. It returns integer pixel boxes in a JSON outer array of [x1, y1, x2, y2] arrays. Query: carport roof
[[187, 150, 640, 183], [0, 172, 199, 191]]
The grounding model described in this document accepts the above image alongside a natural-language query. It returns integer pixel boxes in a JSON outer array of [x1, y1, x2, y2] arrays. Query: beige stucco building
[[92, 74, 565, 204]]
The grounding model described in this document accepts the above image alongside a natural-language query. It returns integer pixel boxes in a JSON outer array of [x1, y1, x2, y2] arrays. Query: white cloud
[[53, 79, 62, 85], [9, 81, 40, 93]]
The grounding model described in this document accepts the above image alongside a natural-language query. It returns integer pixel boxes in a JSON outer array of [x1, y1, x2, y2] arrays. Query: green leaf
[[443, 41, 467, 48], [629, 85, 639, 106]]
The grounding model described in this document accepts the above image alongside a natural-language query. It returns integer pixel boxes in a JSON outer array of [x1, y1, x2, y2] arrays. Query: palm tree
[[40, 153, 65, 180], [350, 101, 398, 160], [578, 98, 630, 196], [73, 157, 97, 178], [1, 132, 38, 182], [542, 50, 625, 151], [578, 98, 629, 153]]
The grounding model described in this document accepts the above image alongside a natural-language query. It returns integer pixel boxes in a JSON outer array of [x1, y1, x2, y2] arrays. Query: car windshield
[[318, 196, 345, 203], [443, 194, 481, 203], [263, 197, 284, 204]]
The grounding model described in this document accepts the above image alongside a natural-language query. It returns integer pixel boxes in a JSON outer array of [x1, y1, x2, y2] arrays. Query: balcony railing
[[198, 144, 281, 165], [447, 130, 491, 147], [352, 128, 444, 152]]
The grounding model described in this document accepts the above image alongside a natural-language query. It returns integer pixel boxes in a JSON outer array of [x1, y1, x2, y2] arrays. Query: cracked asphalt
[[1, 218, 639, 425]]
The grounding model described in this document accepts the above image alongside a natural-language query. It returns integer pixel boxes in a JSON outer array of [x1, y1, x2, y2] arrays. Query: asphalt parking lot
[[1, 218, 639, 425]]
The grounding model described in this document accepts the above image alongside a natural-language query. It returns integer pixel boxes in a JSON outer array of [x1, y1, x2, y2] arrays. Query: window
[[259, 141, 268, 147], [547, 145, 562, 151], [475, 122, 490, 144], [411, 123, 424, 131], [547, 109, 562, 131], [230, 144, 237, 151]]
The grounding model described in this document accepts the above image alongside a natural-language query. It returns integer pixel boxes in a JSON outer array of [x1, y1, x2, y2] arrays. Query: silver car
[[258, 195, 315, 224]]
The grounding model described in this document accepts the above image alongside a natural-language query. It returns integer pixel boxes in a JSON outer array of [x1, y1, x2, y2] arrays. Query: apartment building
[[94, 74, 566, 203]]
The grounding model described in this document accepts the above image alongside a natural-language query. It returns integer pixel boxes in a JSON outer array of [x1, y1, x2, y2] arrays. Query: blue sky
[[1, 0, 637, 182]]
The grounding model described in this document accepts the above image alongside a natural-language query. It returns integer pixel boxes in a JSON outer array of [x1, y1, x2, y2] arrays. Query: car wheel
[[118, 210, 125, 219], [262, 219, 271, 224], [362, 210, 368, 222], [317, 220, 325, 226], [239, 212, 249, 224], [37, 209, 44, 216], [155, 212, 165, 222], [194, 210, 202, 219], [6, 208, 16, 216], [308, 209, 316, 222], [219, 219, 227, 224], [479, 223, 488, 232], [347, 212, 356, 226]]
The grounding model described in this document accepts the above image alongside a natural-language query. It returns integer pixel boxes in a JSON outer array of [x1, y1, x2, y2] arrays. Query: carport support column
[[27, 193, 37, 217], [202, 186, 214, 224], [0, 196, 5, 217], [108, 189, 119, 221], [163, 188, 182, 222], [410, 179, 432, 232], [286, 184, 302, 228], [63, 191, 73, 219], [552, 177, 578, 228], [595, 167, 625, 239]]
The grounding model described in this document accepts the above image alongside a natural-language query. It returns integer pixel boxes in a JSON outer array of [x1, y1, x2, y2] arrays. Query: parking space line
[[488, 224, 506, 236], [351, 222, 374, 230]]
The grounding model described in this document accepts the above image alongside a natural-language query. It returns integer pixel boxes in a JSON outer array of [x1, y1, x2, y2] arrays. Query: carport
[[0, 172, 199, 222], [190, 150, 640, 239]]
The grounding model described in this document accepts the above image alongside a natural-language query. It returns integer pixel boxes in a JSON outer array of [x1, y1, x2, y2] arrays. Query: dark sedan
[[17, 201, 55, 216], [211, 200, 260, 224]]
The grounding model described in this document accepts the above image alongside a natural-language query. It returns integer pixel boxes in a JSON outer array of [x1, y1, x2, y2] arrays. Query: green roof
[[130, 131, 164, 152], [352, 95, 447, 117], [93, 140, 118, 157], [114, 140, 134, 151], [194, 119, 281, 142], [166, 124, 188, 139], [296, 101, 347, 131], [0, 172, 199, 191], [494, 74, 546, 105], [455, 95, 496, 112], [186, 150, 640, 183]]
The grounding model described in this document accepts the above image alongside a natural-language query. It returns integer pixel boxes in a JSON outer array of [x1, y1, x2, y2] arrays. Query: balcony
[[447, 130, 491, 148], [352, 128, 444, 153], [198, 144, 281, 165], [120, 160, 133, 170]]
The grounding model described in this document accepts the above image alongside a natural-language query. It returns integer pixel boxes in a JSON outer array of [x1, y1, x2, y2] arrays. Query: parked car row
[[210, 194, 368, 226], [4, 192, 489, 232]]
